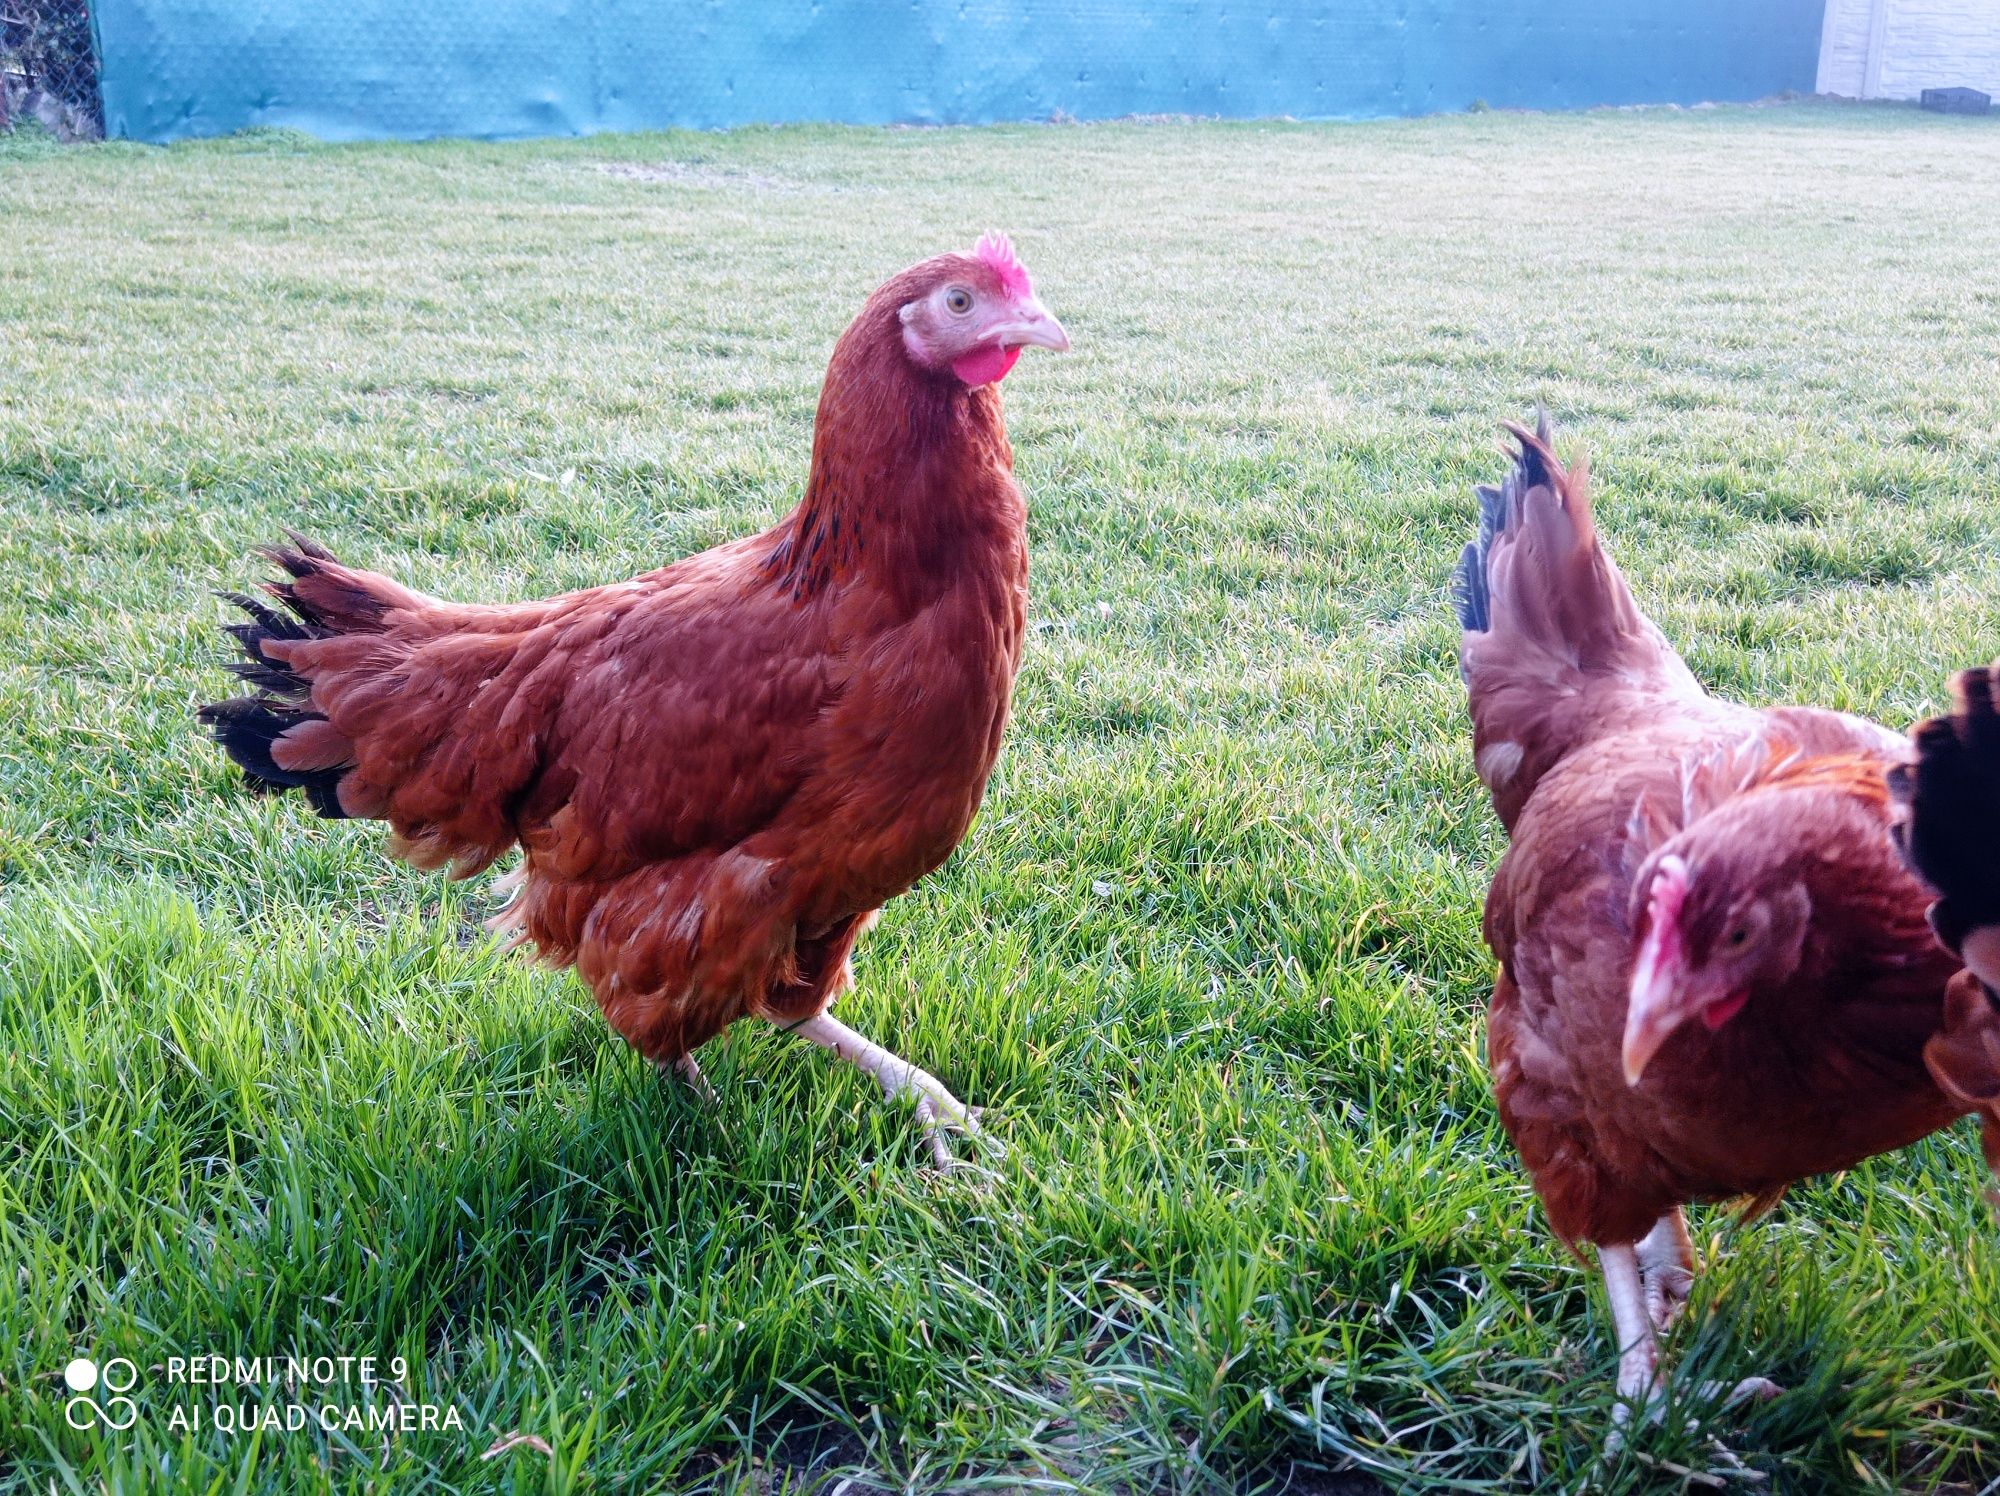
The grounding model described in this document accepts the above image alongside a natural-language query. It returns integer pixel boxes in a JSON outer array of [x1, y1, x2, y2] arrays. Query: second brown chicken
[[1456, 417, 1990, 1440]]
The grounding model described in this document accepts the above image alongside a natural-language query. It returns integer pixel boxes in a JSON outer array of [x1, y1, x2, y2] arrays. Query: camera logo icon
[[63, 1357, 139, 1431]]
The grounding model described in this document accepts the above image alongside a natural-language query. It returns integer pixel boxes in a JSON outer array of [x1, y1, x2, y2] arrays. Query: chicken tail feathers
[[254, 531, 420, 632], [199, 537, 551, 878], [1451, 480, 1507, 633], [1453, 411, 1571, 634], [1891, 662, 2000, 956], [197, 537, 388, 822], [1456, 414, 1703, 829], [1895, 663, 2000, 1184], [1455, 413, 1623, 655], [198, 693, 350, 819]]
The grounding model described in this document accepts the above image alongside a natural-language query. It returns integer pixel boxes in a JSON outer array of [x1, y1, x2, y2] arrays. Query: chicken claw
[[658, 1053, 719, 1107], [1696, 1377, 1783, 1408], [1636, 1210, 1695, 1333], [912, 1095, 985, 1171], [1600, 1240, 1781, 1457], [780, 1011, 998, 1171]]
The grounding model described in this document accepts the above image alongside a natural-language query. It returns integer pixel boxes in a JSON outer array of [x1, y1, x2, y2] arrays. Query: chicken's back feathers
[[201, 253, 1032, 1059], [1455, 417, 1710, 831]]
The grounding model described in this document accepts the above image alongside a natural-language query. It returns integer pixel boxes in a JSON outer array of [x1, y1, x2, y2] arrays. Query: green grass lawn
[[4, 101, 2000, 1494]]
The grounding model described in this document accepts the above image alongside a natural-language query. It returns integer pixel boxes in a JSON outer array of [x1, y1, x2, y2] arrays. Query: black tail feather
[[218, 589, 313, 646], [252, 551, 325, 626], [216, 589, 315, 695], [199, 546, 350, 820], [251, 537, 393, 632], [1452, 409, 1554, 633], [197, 697, 347, 818], [222, 657, 306, 695], [1893, 663, 2000, 956], [1452, 482, 1505, 632]]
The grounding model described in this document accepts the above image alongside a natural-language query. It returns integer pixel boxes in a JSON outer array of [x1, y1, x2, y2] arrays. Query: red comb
[[973, 231, 1032, 298]]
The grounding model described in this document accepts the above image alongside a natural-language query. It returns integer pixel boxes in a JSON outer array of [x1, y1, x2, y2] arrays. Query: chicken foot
[[1601, 1237, 1781, 1453], [778, 1011, 988, 1170], [657, 1054, 719, 1106]]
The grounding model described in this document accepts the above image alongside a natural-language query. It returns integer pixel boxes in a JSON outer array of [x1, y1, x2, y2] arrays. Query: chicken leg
[[1601, 1241, 1660, 1443], [778, 1011, 987, 1170], [1636, 1209, 1695, 1332], [1601, 1239, 1781, 1453]]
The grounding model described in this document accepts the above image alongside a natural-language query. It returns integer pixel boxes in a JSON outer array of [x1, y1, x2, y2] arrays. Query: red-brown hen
[[200, 236, 1068, 1166], [1457, 417, 1986, 1439]]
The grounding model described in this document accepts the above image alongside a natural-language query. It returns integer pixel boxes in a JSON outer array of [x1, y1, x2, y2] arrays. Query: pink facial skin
[[959, 234, 1036, 385], [1623, 851, 1771, 1083], [1634, 856, 1689, 993], [899, 231, 1068, 389], [1642, 860, 1749, 1030]]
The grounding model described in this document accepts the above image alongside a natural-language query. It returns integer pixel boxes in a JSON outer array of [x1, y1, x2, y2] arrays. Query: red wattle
[[1700, 989, 1750, 1031], [952, 344, 1021, 387]]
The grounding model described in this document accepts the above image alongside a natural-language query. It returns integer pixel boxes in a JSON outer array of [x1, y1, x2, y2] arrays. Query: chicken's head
[[1622, 838, 1811, 1086], [897, 232, 1069, 388]]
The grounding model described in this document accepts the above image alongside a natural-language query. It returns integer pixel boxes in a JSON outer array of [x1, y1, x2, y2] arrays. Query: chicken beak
[[1622, 957, 1682, 1087], [1624, 854, 1690, 1086], [988, 298, 1070, 353]]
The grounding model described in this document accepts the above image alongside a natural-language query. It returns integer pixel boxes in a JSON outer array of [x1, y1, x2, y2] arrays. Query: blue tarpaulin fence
[[93, 0, 1828, 145]]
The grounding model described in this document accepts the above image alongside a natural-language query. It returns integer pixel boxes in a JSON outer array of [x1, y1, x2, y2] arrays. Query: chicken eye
[[944, 287, 974, 315], [1726, 927, 1750, 948]]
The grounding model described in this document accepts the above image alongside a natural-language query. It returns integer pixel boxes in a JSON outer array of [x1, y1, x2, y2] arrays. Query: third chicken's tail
[[1892, 662, 2000, 963], [1894, 662, 2000, 1184], [1455, 414, 1701, 828]]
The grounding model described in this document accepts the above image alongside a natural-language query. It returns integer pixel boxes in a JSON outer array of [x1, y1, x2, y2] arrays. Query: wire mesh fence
[[2, 0, 101, 139], [88, 0, 1827, 144]]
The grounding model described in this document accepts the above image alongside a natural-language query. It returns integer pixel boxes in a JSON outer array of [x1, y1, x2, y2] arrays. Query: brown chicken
[[1457, 418, 1986, 1434], [1890, 665, 2000, 1169], [199, 235, 1068, 1166]]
